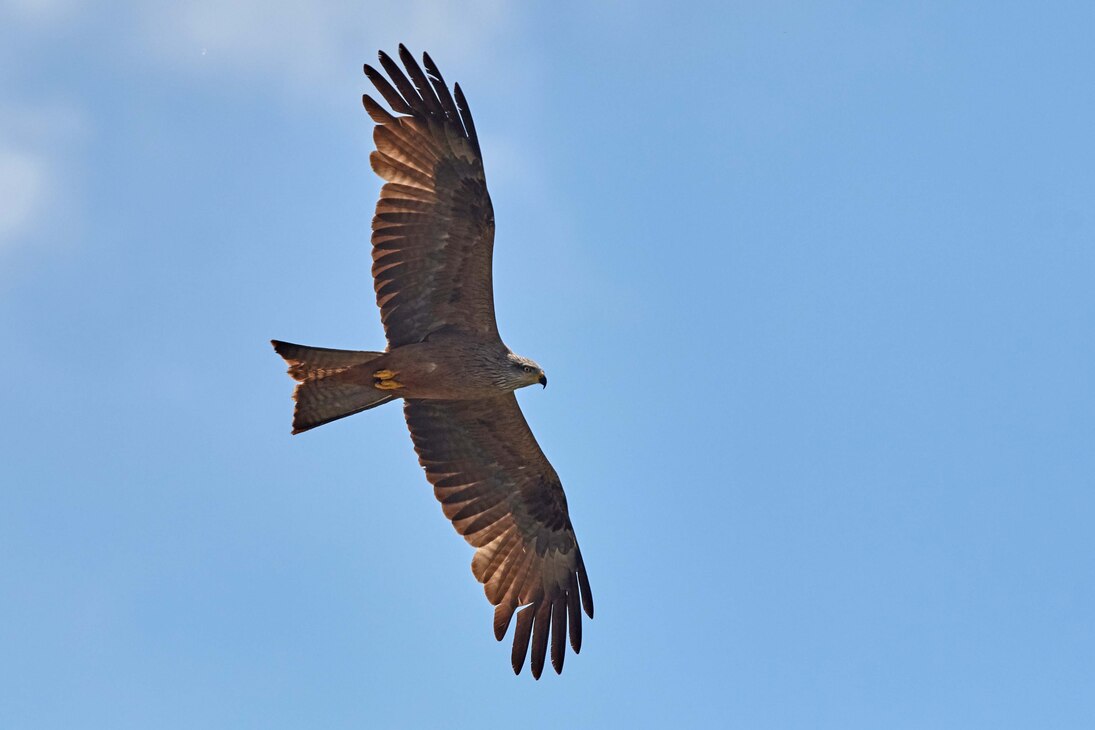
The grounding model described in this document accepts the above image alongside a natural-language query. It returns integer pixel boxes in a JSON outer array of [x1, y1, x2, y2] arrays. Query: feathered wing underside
[[403, 396, 594, 678], [364, 46, 498, 348]]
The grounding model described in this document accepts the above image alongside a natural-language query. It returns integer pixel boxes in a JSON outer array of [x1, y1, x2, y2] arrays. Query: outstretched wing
[[404, 396, 594, 678], [363, 46, 497, 348]]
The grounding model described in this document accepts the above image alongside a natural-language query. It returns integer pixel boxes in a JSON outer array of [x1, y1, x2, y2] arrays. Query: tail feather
[[271, 340, 394, 433], [272, 340, 383, 380]]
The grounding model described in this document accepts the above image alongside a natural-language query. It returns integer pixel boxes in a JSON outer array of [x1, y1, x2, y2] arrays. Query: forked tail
[[271, 340, 394, 433]]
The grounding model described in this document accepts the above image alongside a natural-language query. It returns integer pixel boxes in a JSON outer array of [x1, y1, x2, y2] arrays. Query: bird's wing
[[404, 395, 594, 678], [363, 46, 497, 349]]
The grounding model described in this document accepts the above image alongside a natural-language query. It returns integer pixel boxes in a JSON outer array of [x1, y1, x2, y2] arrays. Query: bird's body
[[279, 330, 541, 404], [272, 46, 592, 679], [366, 334, 507, 400]]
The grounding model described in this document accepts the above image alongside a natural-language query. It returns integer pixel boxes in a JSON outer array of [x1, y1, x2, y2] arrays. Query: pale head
[[501, 352, 547, 390]]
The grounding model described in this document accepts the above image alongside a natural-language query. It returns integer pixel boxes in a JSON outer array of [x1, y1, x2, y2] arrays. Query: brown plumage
[[271, 46, 593, 678]]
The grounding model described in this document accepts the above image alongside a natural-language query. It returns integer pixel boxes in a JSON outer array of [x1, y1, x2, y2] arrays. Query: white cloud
[[137, 0, 517, 98], [6, 0, 520, 95], [0, 146, 48, 244], [0, 1, 546, 249], [0, 0, 79, 25], [130, 0, 556, 227], [0, 103, 85, 250]]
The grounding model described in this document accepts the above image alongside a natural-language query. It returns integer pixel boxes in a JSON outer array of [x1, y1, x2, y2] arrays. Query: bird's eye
[[522, 366, 533, 373]]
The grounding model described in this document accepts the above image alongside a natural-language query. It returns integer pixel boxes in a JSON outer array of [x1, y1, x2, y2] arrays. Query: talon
[[375, 378, 404, 390], [374, 369, 396, 380]]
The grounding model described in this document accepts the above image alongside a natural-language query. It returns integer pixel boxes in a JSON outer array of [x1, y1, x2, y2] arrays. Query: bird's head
[[504, 352, 547, 390]]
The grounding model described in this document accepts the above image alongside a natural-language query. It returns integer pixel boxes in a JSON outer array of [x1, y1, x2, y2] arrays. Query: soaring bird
[[272, 46, 593, 678]]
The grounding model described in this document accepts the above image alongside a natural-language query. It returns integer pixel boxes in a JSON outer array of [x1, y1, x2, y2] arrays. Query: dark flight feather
[[550, 596, 567, 673], [452, 83, 481, 156], [378, 51, 425, 114], [422, 52, 463, 129], [397, 44, 443, 117], [530, 599, 551, 679], [362, 65, 414, 116]]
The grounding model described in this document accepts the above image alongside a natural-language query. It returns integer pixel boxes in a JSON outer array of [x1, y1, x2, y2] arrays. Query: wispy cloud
[[0, 2, 550, 251], [0, 0, 79, 26], [131, 1, 560, 235], [0, 146, 48, 244], [0, 102, 84, 250], [0, 0, 85, 251], [135, 0, 517, 98]]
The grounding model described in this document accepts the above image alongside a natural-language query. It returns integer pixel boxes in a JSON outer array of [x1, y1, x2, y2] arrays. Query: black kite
[[272, 46, 593, 678]]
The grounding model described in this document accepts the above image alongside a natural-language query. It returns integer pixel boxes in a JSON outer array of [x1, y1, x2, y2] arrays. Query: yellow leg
[[373, 369, 404, 390]]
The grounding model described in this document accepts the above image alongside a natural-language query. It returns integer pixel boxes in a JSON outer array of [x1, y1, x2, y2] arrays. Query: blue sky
[[2, 2, 1094, 727]]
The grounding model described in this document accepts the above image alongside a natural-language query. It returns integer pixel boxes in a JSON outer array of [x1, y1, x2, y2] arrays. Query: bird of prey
[[271, 46, 593, 678]]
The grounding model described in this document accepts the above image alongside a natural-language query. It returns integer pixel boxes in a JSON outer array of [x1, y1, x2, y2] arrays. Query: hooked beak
[[538, 373, 547, 388]]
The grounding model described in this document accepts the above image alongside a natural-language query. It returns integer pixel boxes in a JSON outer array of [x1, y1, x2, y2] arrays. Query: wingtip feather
[[578, 563, 594, 619], [511, 605, 534, 675], [493, 602, 515, 642], [530, 600, 551, 679], [550, 596, 567, 674], [567, 573, 583, 653]]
